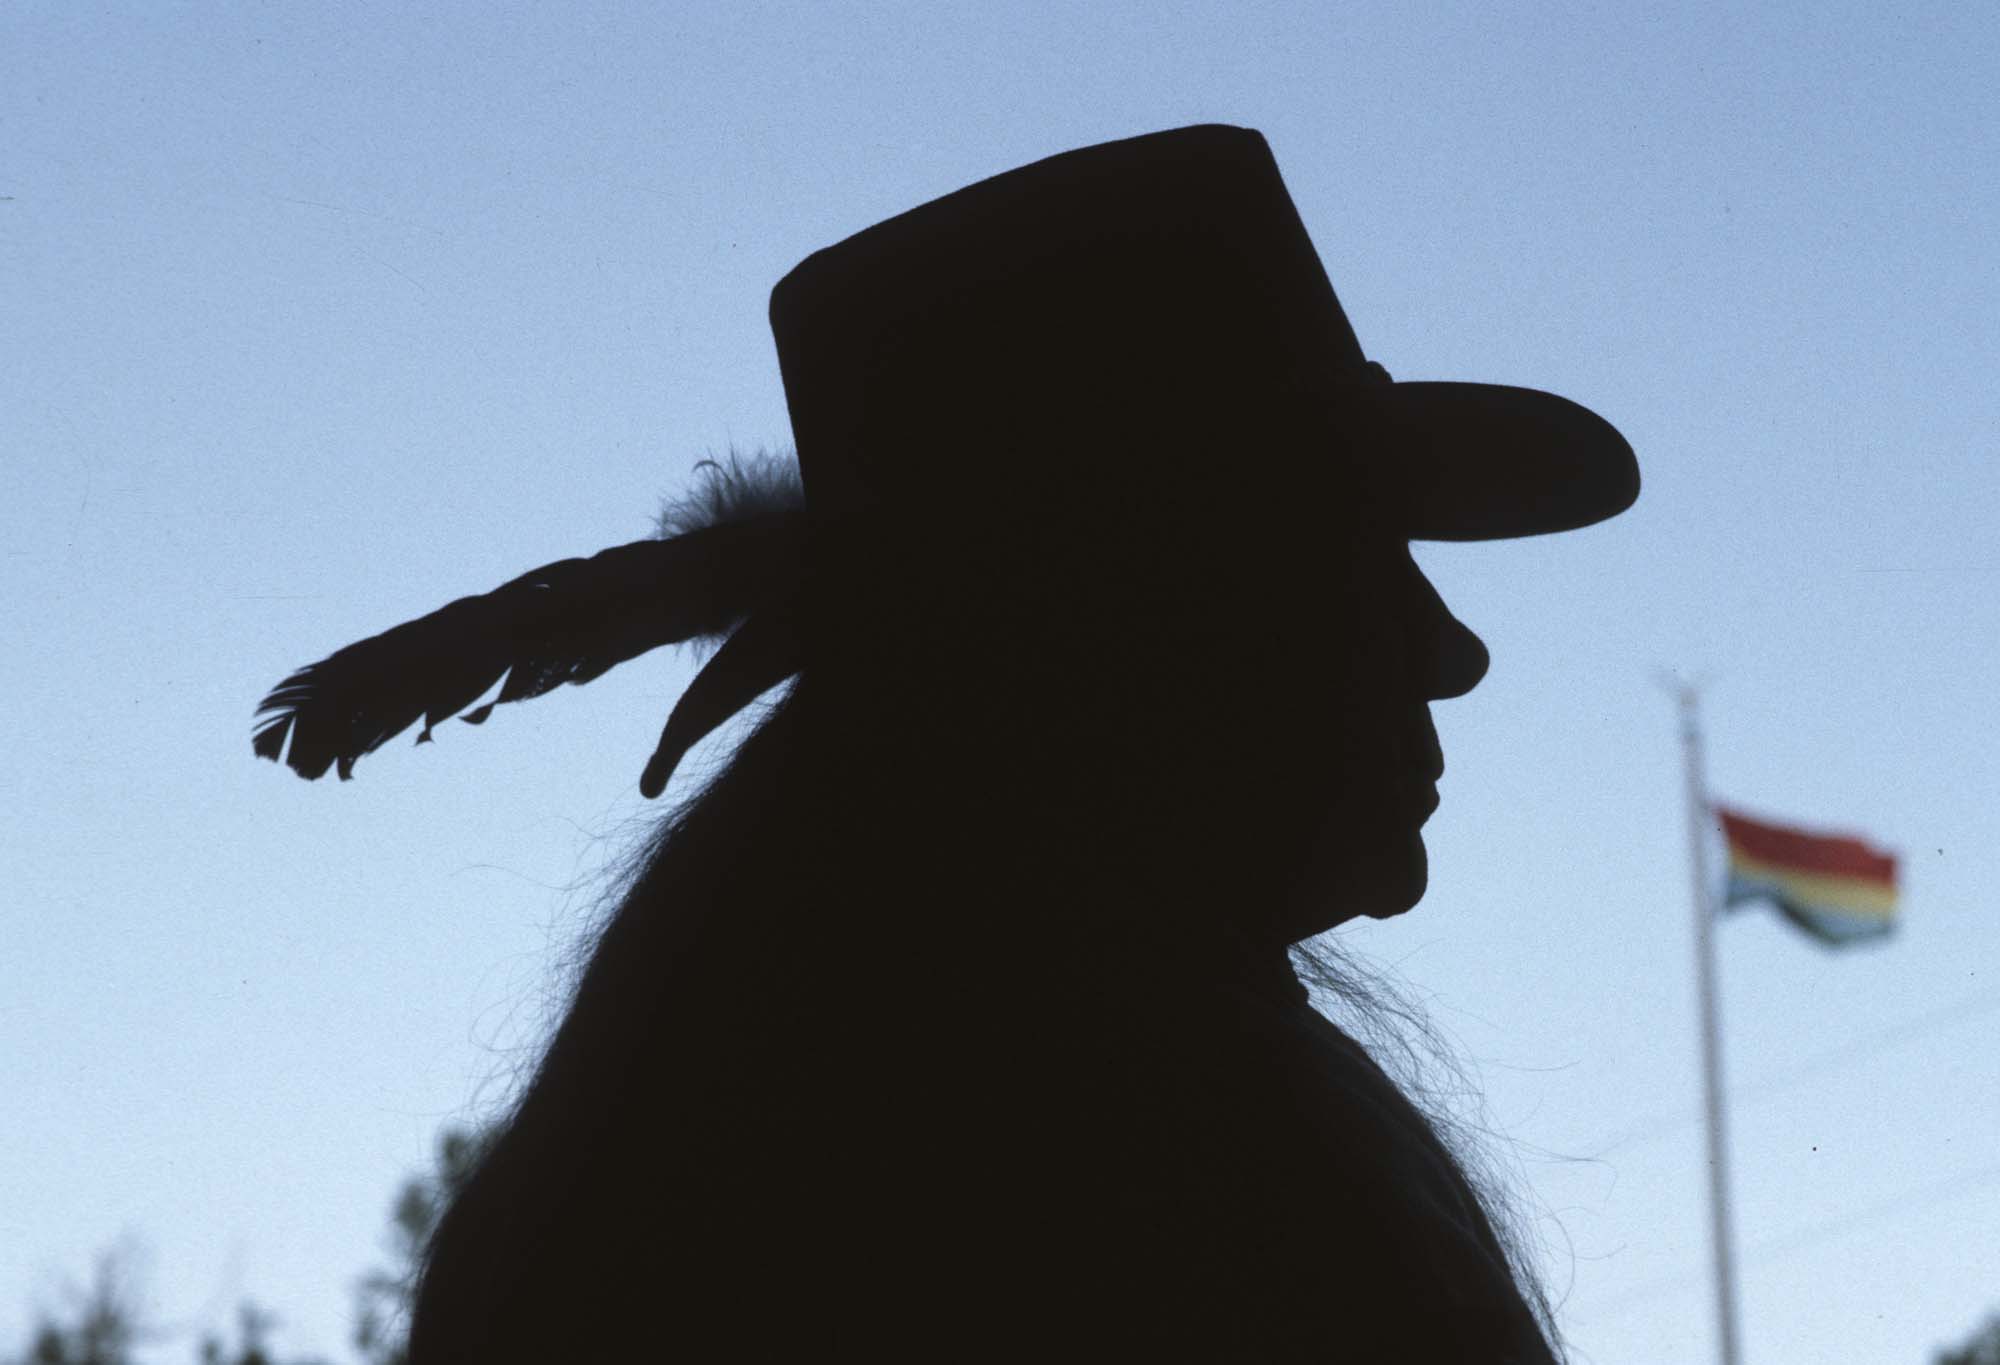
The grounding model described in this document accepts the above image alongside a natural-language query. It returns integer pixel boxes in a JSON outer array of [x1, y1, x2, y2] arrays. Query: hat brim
[[1359, 381, 1639, 542]]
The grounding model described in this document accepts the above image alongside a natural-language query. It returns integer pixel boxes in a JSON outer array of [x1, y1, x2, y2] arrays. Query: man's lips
[[1392, 775, 1440, 822]]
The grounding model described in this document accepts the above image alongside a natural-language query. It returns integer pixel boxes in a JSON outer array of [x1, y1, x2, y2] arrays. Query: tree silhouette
[[1939, 1312, 2000, 1365], [12, 1128, 490, 1365], [15, 1241, 152, 1365], [11, 1240, 325, 1365], [196, 1302, 329, 1365], [352, 1126, 492, 1365]]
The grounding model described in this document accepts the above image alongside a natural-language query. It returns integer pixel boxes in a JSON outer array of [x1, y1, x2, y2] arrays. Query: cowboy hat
[[771, 123, 1637, 541]]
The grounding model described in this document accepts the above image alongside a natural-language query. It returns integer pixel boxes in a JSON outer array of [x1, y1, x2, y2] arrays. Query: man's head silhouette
[[255, 125, 1636, 1362], [767, 123, 1624, 947]]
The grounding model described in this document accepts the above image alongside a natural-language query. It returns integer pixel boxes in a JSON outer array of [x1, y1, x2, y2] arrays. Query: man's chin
[[1357, 832, 1428, 919], [1275, 829, 1428, 940]]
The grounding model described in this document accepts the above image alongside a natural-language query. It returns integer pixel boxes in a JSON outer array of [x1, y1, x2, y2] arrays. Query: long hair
[[406, 453, 1566, 1361]]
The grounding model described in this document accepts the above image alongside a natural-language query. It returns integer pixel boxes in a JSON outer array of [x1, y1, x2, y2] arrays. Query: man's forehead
[[1331, 531, 1418, 578]]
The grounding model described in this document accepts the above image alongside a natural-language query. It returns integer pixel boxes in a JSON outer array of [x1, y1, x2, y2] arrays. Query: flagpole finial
[[1650, 667, 1710, 733], [1650, 666, 1713, 693]]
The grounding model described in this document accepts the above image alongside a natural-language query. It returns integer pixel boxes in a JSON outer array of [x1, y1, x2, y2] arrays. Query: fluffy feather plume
[[655, 448, 806, 544], [254, 450, 809, 784]]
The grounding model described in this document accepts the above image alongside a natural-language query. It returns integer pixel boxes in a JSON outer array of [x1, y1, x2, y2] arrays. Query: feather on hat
[[253, 452, 810, 797]]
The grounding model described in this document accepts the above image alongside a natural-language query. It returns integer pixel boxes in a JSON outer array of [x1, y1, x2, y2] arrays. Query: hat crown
[[769, 125, 1368, 512]]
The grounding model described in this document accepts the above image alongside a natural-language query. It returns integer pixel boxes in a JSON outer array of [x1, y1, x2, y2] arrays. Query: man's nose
[[1424, 613, 1489, 701]]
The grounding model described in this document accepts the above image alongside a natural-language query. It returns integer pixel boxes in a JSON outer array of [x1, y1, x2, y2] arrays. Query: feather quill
[[253, 450, 809, 784]]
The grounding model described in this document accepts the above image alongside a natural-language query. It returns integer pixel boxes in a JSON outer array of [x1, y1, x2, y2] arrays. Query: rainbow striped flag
[[1716, 805, 1899, 946]]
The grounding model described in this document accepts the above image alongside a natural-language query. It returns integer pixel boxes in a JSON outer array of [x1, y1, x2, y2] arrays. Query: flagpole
[[1673, 679, 1744, 1365]]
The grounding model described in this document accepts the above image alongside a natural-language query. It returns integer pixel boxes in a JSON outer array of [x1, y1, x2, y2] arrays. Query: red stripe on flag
[[1715, 806, 1897, 887]]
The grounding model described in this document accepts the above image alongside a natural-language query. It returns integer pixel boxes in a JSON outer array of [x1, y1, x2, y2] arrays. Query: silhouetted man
[[258, 125, 1636, 1361]]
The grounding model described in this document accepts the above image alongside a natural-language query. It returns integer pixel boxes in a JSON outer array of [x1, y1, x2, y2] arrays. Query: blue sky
[[6, 2, 1997, 1360]]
